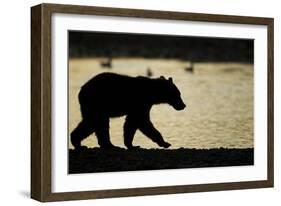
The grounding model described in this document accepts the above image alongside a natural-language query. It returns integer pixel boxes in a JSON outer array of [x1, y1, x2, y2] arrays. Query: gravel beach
[[69, 147, 254, 174]]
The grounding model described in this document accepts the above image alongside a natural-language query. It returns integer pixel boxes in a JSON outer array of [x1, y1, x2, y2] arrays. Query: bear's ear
[[168, 77, 173, 82], [160, 76, 166, 80]]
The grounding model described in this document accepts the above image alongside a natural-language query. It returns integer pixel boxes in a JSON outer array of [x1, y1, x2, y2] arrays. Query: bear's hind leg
[[124, 116, 138, 149], [95, 117, 117, 149], [71, 119, 95, 150]]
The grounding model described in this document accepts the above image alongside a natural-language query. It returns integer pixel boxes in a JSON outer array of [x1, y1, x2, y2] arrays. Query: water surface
[[68, 58, 253, 149]]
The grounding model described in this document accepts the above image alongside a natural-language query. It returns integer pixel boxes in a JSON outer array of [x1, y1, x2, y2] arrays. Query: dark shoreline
[[69, 147, 254, 174]]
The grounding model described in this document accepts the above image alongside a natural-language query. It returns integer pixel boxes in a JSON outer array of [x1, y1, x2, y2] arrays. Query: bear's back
[[78, 73, 155, 116], [81, 72, 151, 91], [79, 72, 152, 103], [83, 73, 135, 92]]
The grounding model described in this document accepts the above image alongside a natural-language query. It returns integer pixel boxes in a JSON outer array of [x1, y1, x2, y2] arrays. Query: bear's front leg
[[138, 116, 171, 148]]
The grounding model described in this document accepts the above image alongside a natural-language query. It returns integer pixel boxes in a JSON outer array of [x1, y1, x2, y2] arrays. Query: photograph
[[68, 31, 254, 174]]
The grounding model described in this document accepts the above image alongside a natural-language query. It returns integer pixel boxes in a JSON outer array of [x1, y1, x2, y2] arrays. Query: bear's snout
[[175, 103, 186, 111], [172, 101, 186, 111]]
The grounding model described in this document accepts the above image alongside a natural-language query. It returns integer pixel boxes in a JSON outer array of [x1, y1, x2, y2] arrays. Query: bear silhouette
[[71, 72, 186, 150]]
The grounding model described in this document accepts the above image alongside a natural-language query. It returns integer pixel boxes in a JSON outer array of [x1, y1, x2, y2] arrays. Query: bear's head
[[159, 76, 186, 111]]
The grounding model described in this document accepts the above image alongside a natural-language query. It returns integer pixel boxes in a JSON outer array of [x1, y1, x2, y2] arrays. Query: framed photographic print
[[31, 3, 274, 202]]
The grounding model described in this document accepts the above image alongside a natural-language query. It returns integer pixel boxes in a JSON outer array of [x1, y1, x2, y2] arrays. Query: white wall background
[[0, 0, 279, 205]]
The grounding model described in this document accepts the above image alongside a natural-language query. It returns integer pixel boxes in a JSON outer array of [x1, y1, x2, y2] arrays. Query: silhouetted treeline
[[69, 31, 254, 63]]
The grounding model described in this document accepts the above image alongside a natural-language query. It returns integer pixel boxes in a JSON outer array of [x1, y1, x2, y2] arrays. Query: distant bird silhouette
[[146, 67, 153, 77], [100, 58, 112, 69], [184, 61, 194, 73]]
